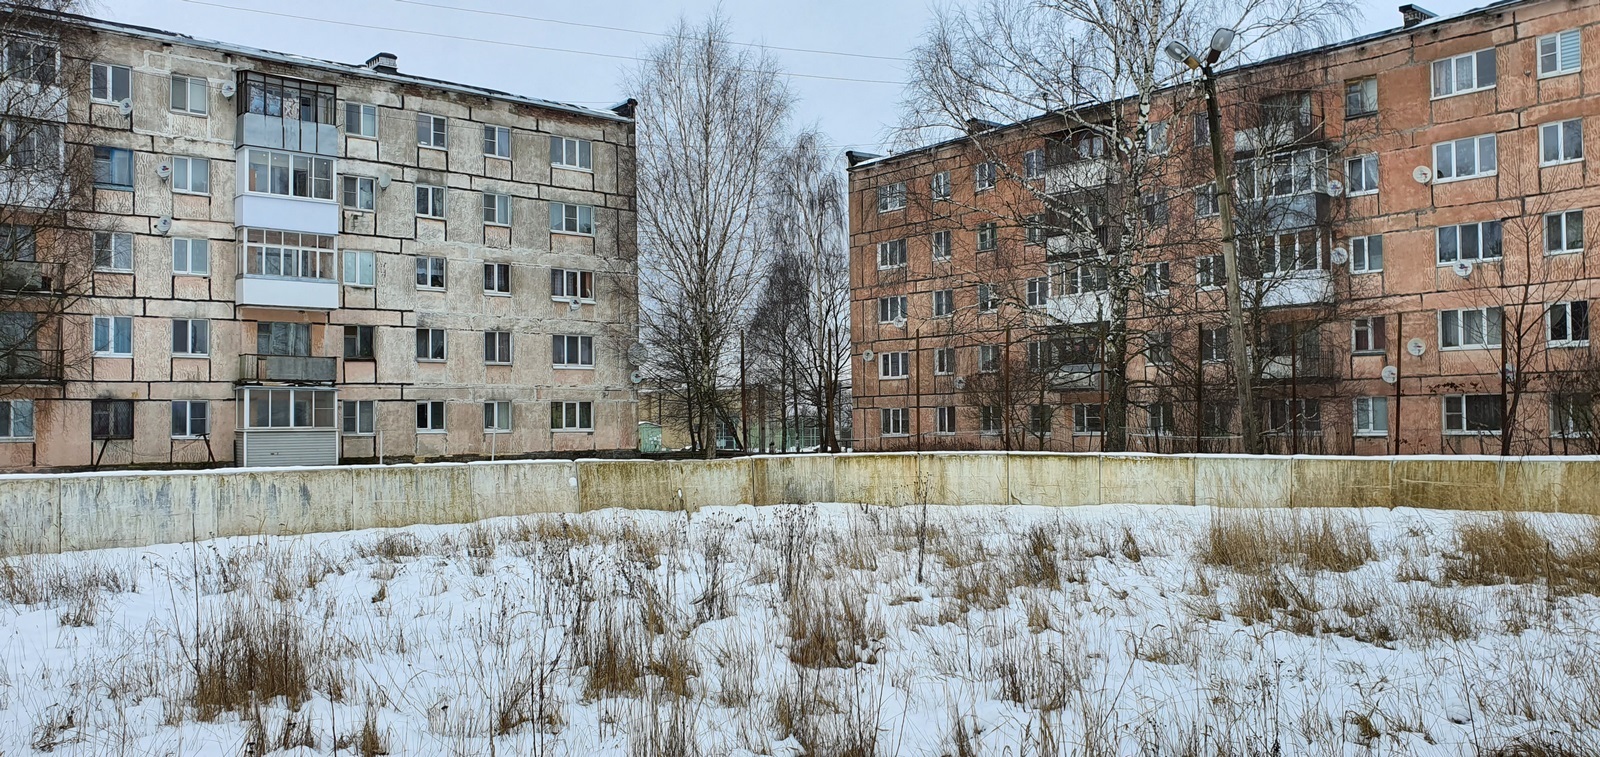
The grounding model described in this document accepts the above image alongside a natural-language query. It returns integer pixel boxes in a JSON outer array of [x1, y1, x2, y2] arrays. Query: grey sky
[[109, 0, 1489, 152]]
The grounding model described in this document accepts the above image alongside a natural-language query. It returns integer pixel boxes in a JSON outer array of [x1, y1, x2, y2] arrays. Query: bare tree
[[627, 13, 793, 459]]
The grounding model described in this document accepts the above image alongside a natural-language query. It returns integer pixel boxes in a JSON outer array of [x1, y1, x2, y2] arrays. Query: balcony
[[1251, 270, 1332, 308], [235, 72, 339, 156], [1259, 352, 1336, 382], [0, 261, 64, 293], [238, 354, 337, 384], [1046, 231, 1103, 261], [1049, 364, 1103, 390], [1044, 290, 1110, 324], [236, 276, 339, 310], [1046, 159, 1117, 194], [0, 348, 62, 383]]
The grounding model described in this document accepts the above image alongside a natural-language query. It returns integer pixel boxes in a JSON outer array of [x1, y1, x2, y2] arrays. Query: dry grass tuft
[[1200, 510, 1374, 574], [575, 606, 647, 699], [1406, 587, 1476, 642], [1444, 514, 1600, 597], [0, 558, 135, 608], [788, 587, 881, 669], [190, 601, 324, 721], [354, 533, 423, 562]]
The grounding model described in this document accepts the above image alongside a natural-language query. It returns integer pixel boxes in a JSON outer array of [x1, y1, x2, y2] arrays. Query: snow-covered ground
[[2, 503, 1598, 756]]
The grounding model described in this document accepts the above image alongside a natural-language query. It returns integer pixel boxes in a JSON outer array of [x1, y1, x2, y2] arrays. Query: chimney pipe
[[365, 52, 398, 74], [1399, 4, 1437, 28]]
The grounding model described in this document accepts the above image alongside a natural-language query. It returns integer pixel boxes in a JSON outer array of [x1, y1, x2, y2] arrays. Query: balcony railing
[[0, 348, 62, 382], [1045, 159, 1117, 194], [1259, 352, 1336, 382], [1049, 364, 1104, 391], [238, 353, 337, 384], [0, 260, 64, 293]]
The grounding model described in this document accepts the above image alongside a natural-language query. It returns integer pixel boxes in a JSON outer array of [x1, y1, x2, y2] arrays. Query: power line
[[175, 0, 907, 86], [389, 0, 911, 64]]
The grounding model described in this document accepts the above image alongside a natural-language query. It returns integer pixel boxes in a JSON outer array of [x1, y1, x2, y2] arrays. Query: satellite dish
[[1326, 179, 1344, 197], [155, 216, 172, 234], [628, 370, 643, 384], [377, 173, 392, 189], [1330, 246, 1349, 265], [1381, 365, 1398, 384], [952, 376, 968, 390], [219, 81, 236, 98], [626, 342, 649, 366], [567, 297, 581, 311], [116, 98, 132, 116], [1502, 363, 1516, 381], [1406, 338, 1426, 357], [862, 349, 876, 363], [1452, 261, 1473, 278], [155, 162, 172, 180], [892, 317, 907, 329], [1412, 166, 1433, 184]]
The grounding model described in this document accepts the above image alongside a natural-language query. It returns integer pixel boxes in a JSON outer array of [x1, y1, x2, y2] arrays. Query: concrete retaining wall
[[3, 452, 1598, 555]]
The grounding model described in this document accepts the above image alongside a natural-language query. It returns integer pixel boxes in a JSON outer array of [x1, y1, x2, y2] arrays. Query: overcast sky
[[108, 0, 1489, 153]]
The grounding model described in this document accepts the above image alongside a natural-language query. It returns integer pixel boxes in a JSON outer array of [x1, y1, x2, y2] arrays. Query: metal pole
[[740, 332, 748, 451], [1194, 324, 1204, 453], [1392, 316, 1402, 456], [1202, 65, 1261, 454]]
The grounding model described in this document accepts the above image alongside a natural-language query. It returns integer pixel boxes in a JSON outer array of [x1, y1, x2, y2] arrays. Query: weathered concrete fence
[[2, 452, 1598, 555]]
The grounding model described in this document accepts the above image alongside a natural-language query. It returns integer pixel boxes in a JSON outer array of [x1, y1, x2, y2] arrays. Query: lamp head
[[1164, 41, 1200, 70], [1205, 28, 1235, 64]]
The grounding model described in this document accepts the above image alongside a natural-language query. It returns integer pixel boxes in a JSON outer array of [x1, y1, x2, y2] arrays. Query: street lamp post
[[1166, 30, 1262, 454]]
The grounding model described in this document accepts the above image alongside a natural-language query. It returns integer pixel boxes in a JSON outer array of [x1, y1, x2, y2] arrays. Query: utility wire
[[389, 0, 911, 63], [176, 0, 907, 86]]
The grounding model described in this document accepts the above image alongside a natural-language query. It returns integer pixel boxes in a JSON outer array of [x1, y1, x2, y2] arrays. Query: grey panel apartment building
[[0, 9, 639, 469]]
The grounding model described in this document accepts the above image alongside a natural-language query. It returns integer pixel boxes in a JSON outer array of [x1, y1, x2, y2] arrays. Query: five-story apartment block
[[0, 10, 639, 469]]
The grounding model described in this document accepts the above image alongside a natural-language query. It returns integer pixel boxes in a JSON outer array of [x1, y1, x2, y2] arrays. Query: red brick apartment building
[[847, 0, 1599, 456]]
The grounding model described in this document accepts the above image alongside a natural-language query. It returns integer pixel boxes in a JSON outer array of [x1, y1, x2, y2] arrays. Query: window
[[550, 400, 594, 431], [172, 319, 209, 356], [1539, 119, 1583, 166], [1431, 48, 1496, 98], [1432, 134, 1497, 181], [552, 334, 594, 367], [1353, 397, 1388, 437], [90, 399, 133, 440], [1201, 327, 1228, 362], [169, 74, 207, 115], [483, 125, 511, 158], [877, 182, 906, 212], [1352, 317, 1387, 354], [1349, 235, 1383, 273], [1029, 405, 1053, 436], [551, 268, 594, 300], [484, 401, 512, 432], [1192, 112, 1211, 147], [257, 322, 311, 356], [174, 236, 214, 275], [484, 331, 513, 364], [1197, 255, 1223, 288], [1436, 220, 1502, 263], [977, 284, 998, 311], [1025, 276, 1049, 307], [978, 345, 1000, 373], [1440, 307, 1503, 349], [549, 202, 595, 234], [879, 408, 909, 437], [416, 256, 447, 289], [1551, 394, 1593, 438], [879, 351, 909, 379], [417, 401, 447, 432], [483, 263, 511, 295], [1023, 148, 1046, 178], [1146, 332, 1172, 366], [977, 223, 997, 252], [2, 42, 56, 86], [416, 185, 446, 218], [170, 400, 209, 438], [417, 113, 448, 148], [931, 171, 951, 200], [1026, 340, 1053, 371], [1066, 262, 1108, 294], [0, 399, 32, 439], [241, 388, 334, 429], [90, 62, 130, 103], [1195, 183, 1219, 218], [1025, 214, 1046, 246], [0, 225, 32, 261], [1546, 210, 1584, 254], [975, 162, 996, 191], [481, 192, 512, 227], [1146, 403, 1175, 435], [934, 347, 954, 375], [93, 316, 132, 357], [1548, 301, 1589, 346], [344, 325, 374, 359], [344, 102, 378, 138], [877, 239, 907, 269], [931, 230, 952, 261], [1073, 404, 1102, 435], [1140, 122, 1170, 156], [245, 149, 334, 200], [172, 156, 209, 194], [1345, 154, 1378, 195], [980, 406, 1001, 435], [1143, 262, 1171, 295], [92, 232, 133, 272], [1141, 191, 1169, 226], [93, 146, 132, 189], [934, 406, 956, 435], [2, 120, 59, 169], [933, 289, 955, 317], [342, 176, 375, 211], [1266, 399, 1321, 434], [1538, 29, 1581, 78], [550, 136, 593, 169], [343, 250, 375, 287], [877, 296, 907, 324], [1444, 394, 1501, 434], [239, 70, 337, 126], [1345, 77, 1377, 117], [416, 328, 447, 361], [1235, 147, 1327, 199], [342, 400, 375, 435]]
